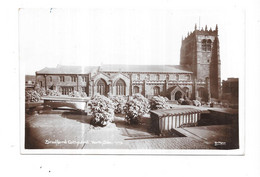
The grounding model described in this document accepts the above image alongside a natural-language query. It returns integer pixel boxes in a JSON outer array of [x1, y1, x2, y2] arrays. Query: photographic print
[[20, 8, 243, 154]]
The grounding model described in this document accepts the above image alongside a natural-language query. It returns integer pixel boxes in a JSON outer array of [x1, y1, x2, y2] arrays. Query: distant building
[[25, 75, 36, 90], [222, 78, 239, 104], [35, 24, 221, 101]]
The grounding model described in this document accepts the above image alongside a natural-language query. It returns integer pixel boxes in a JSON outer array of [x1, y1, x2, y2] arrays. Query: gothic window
[[133, 86, 139, 94], [97, 79, 107, 95], [60, 76, 65, 82], [116, 79, 126, 95], [206, 39, 212, 51], [153, 86, 160, 96], [202, 39, 212, 51]]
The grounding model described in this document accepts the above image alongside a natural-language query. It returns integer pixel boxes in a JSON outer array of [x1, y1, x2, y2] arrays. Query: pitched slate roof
[[36, 64, 192, 74], [99, 65, 192, 73], [36, 65, 98, 74]]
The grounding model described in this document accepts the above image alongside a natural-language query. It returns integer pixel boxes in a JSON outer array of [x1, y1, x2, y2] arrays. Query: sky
[[19, 8, 245, 80]]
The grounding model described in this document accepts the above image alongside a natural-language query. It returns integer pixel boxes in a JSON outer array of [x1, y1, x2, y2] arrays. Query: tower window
[[202, 39, 207, 51], [202, 39, 212, 51], [206, 39, 212, 51]]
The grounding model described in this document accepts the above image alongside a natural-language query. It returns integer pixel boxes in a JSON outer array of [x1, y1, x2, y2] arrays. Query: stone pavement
[[177, 125, 239, 149], [25, 109, 216, 150]]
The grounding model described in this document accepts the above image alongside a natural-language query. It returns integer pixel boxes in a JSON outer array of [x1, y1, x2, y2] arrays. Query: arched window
[[202, 39, 207, 51], [133, 86, 139, 94], [116, 79, 126, 95], [97, 79, 107, 95], [153, 86, 160, 96], [183, 87, 189, 98], [175, 91, 182, 100], [206, 39, 212, 51], [202, 39, 212, 51]]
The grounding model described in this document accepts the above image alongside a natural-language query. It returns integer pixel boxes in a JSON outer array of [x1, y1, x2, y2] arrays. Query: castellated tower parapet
[[180, 24, 221, 100]]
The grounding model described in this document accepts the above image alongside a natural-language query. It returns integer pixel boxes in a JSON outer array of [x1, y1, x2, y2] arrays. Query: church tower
[[180, 24, 221, 101]]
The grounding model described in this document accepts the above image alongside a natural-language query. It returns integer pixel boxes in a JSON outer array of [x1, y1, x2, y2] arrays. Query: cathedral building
[[35, 24, 221, 102]]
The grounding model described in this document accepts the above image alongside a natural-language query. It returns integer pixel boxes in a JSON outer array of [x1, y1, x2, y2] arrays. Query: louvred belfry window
[[202, 39, 207, 51], [202, 39, 212, 51], [206, 39, 212, 51]]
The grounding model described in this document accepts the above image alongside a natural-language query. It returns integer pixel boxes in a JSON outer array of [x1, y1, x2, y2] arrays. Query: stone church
[[35, 24, 221, 102]]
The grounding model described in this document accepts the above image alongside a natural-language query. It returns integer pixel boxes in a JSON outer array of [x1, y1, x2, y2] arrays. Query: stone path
[[25, 110, 216, 150]]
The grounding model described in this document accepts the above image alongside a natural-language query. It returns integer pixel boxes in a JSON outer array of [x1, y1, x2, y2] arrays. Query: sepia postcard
[[20, 8, 244, 155]]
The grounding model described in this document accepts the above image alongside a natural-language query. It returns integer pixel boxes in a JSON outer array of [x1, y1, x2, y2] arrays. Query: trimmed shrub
[[69, 91, 81, 97], [124, 94, 150, 124], [180, 96, 193, 105], [35, 87, 46, 96], [88, 94, 115, 127], [181, 99, 193, 105], [25, 90, 41, 102], [192, 100, 201, 107], [109, 95, 127, 114], [69, 91, 88, 98], [150, 96, 170, 110], [178, 98, 184, 104], [46, 89, 62, 96]]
